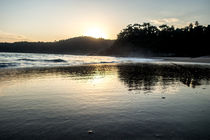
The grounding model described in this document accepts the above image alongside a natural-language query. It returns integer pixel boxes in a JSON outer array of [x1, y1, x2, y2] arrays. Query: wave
[[0, 63, 19, 68], [43, 59, 67, 63], [100, 61, 117, 64], [3, 52, 209, 70], [18, 58, 67, 63], [18, 58, 36, 61]]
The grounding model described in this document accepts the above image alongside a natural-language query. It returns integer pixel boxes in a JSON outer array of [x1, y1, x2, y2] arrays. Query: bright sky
[[0, 0, 209, 42]]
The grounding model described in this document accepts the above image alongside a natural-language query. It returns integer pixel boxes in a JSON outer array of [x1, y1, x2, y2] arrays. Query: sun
[[84, 27, 107, 39]]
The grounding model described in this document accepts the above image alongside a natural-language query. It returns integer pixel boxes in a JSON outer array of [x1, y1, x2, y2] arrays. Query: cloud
[[150, 18, 179, 25], [0, 30, 30, 42]]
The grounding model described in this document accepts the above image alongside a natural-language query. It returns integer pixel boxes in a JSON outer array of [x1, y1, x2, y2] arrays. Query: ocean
[[0, 52, 163, 69]]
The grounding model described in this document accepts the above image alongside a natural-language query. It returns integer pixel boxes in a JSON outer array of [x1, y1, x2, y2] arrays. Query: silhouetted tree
[[107, 21, 210, 57], [195, 21, 199, 27]]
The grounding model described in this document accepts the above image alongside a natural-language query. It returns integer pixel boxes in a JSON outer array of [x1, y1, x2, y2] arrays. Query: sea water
[[0, 52, 162, 69]]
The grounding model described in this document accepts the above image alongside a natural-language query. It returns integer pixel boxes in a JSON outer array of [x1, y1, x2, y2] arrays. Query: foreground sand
[[0, 63, 210, 139]]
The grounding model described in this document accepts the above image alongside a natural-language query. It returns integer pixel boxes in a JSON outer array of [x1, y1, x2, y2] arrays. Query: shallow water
[[0, 52, 162, 69], [0, 63, 210, 139]]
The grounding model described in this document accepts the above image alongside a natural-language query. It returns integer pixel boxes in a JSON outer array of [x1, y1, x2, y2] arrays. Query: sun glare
[[84, 27, 107, 39]]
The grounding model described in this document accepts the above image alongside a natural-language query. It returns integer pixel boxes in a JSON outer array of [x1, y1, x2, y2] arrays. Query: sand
[[0, 63, 210, 139], [158, 56, 210, 63]]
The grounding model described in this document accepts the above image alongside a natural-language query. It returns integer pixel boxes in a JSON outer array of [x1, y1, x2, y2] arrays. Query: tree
[[159, 24, 169, 31], [112, 21, 210, 57], [195, 21, 199, 27]]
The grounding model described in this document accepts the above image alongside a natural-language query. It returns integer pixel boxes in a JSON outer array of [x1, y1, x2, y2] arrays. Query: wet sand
[[0, 63, 210, 139], [159, 56, 210, 64]]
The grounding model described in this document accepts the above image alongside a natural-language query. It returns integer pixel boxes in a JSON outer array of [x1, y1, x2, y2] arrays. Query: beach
[[0, 62, 210, 139], [0, 0, 209, 139], [160, 56, 210, 64]]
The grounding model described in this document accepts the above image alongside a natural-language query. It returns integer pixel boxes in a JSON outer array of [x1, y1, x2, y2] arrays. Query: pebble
[[161, 96, 166, 99], [155, 133, 163, 138], [88, 130, 94, 134]]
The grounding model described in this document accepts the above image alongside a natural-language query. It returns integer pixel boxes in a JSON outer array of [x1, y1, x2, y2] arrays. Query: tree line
[[106, 21, 210, 57]]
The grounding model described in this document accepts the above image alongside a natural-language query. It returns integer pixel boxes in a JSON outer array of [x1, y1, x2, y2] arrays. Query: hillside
[[0, 36, 114, 55]]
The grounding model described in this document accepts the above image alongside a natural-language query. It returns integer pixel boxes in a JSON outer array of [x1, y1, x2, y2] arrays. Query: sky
[[0, 0, 210, 42]]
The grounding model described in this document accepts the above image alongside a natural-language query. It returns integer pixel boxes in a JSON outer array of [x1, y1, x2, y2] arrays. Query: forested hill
[[103, 21, 210, 57], [0, 36, 114, 55]]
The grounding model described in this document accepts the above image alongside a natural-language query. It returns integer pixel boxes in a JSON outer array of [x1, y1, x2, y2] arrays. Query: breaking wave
[[0, 63, 20, 68], [0, 52, 162, 69], [18, 58, 67, 63]]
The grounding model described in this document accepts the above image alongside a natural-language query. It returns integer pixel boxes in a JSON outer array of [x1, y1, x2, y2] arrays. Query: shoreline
[[157, 56, 210, 64], [0, 51, 209, 63], [0, 52, 210, 70]]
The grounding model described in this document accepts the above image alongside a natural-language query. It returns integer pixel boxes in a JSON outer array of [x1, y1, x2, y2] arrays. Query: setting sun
[[84, 27, 107, 39]]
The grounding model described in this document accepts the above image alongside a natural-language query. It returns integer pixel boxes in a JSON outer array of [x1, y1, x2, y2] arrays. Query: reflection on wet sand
[[0, 65, 112, 81], [118, 63, 210, 91], [1, 63, 210, 92], [1, 63, 210, 139]]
